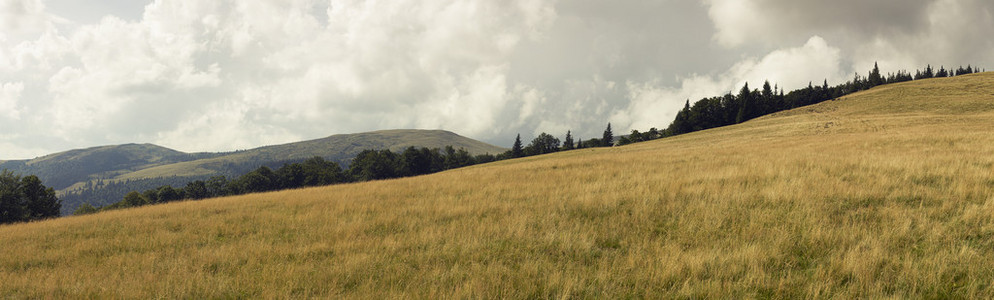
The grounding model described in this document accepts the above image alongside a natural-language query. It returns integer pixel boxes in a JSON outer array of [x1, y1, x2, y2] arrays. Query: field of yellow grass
[[2, 73, 994, 298]]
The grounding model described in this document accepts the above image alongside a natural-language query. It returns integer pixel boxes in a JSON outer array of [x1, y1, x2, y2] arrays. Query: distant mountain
[[1, 129, 505, 214], [116, 129, 506, 181], [0, 144, 221, 190]]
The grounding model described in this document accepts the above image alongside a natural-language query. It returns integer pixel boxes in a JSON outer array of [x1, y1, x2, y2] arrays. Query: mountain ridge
[[1, 129, 506, 213]]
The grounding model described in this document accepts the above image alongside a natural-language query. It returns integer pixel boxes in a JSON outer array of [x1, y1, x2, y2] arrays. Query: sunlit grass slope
[[2, 73, 994, 298]]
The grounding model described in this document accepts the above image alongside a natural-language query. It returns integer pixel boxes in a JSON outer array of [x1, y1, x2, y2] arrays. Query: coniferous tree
[[761, 81, 774, 115], [936, 66, 948, 78], [511, 134, 524, 158], [562, 130, 575, 150], [602, 123, 613, 147], [869, 62, 883, 86], [762, 81, 773, 99], [735, 82, 755, 123]]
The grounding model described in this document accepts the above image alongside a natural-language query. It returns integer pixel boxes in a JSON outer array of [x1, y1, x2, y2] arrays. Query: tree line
[[652, 63, 983, 141], [76, 146, 498, 214], [74, 124, 626, 215], [0, 170, 61, 224], [498, 64, 985, 151]]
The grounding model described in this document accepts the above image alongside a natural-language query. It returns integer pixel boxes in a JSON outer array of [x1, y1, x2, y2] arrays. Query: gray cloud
[[707, 0, 934, 47], [706, 0, 994, 68], [0, 0, 991, 159]]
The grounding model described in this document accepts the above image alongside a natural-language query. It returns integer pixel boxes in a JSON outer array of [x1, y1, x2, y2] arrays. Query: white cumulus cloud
[[0, 81, 24, 120], [0, 0, 992, 159]]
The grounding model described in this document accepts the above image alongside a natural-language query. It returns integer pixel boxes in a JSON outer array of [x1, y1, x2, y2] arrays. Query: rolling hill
[[1, 129, 505, 214], [114, 129, 507, 181], [1, 73, 993, 298], [0, 143, 220, 190]]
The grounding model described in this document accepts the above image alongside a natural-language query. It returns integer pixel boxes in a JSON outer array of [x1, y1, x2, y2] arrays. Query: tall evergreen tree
[[869, 62, 883, 86], [562, 130, 575, 150], [511, 134, 524, 158], [735, 82, 755, 124], [762, 81, 773, 98], [760, 81, 774, 115], [936, 66, 948, 78], [602, 123, 613, 147]]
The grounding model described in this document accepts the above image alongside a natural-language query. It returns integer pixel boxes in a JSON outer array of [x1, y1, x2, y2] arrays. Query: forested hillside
[[2, 130, 504, 215], [0, 144, 219, 190]]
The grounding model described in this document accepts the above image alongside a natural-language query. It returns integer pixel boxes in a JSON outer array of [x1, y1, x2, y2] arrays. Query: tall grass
[[1, 73, 993, 298]]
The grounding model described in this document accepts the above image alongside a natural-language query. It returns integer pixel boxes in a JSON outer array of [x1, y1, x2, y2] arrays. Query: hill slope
[[4, 129, 503, 214], [0, 144, 218, 190], [115, 129, 506, 181], [1, 73, 993, 298]]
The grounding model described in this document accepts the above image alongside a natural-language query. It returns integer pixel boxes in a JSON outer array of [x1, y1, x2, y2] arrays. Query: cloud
[[705, 0, 933, 48], [703, 0, 994, 70], [1, 0, 50, 38], [5, 0, 734, 157], [0, 0, 566, 156], [0, 81, 23, 120], [730, 36, 845, 90], [1, 0, 992, 159], [617, 36, 845, 132]]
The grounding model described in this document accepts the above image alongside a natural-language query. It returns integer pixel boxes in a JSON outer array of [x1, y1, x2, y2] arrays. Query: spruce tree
[[602, 123, 613, 147], [936, 66, 948, 78], [511, 134, 524, 158], [869, 62, 883, 86], [735, 82, 754, 124], [563, 130, 575, 150], [761, 81, 773, 115]]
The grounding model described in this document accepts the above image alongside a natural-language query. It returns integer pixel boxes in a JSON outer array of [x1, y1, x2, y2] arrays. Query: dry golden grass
[[2, 73, 994, 298]]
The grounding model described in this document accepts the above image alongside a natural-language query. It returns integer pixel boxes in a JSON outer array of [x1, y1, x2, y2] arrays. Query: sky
[[1, 0, 992, 159]]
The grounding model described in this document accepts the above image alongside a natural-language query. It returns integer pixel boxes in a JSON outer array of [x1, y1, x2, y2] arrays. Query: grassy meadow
[[2, 73, 994, 298]]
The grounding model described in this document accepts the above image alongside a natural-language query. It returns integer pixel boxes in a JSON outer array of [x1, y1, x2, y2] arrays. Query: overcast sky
[[1, 0, 991, 159]]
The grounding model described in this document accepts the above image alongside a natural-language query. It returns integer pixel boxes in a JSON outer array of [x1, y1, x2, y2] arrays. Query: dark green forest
[[77, 147, 493, 214]]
